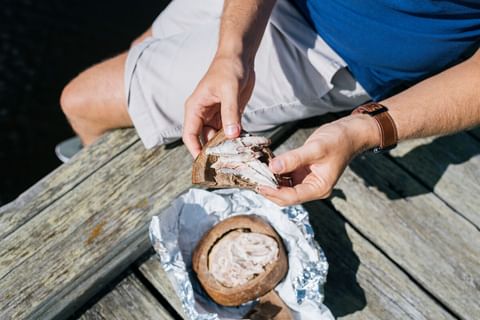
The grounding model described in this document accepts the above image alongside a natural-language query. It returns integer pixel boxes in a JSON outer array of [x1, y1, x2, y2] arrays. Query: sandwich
[[192, 130, 289, 189], [192, 214, 289, 312]]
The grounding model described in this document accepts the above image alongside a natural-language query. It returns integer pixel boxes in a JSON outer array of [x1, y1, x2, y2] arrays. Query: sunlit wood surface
[[1, 120, 479, 320]]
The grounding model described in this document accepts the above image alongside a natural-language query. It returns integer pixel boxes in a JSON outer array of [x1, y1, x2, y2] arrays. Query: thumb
[[270, 145, 319, 174], [220, 86, 242, 138]]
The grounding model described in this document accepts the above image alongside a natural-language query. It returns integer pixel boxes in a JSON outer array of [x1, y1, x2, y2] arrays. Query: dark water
[[0, 0, 168, 205]]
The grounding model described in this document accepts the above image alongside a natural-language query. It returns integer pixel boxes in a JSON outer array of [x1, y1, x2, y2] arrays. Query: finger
[[183, 100, 204, 158], [183, 127, 202, 158], [258, 184, 316, 206], [220, 85, 242, 138], [258, 183, 329, 206], [269, 144, 320, 174], [202, 126, 218, 144]]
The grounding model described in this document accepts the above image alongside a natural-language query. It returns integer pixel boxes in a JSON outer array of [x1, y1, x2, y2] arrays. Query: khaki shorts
[[125, 0, 370, 148]]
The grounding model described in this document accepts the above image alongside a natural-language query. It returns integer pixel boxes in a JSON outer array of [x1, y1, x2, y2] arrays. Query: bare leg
[[60, 28, 152, 145]]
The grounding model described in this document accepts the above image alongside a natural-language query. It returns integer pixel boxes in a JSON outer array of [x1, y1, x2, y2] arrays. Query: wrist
[[337, 114, 380, 154], [352, 102, 399, 153], [211, 53, 253, 83], [214, 47, 254, 69]]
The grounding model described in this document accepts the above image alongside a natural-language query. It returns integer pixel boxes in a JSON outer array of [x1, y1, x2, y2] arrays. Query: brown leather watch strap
[[352, 102, 398, 153]]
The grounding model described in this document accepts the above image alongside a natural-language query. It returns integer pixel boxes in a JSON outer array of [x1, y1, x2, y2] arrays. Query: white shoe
[[55, 136, 83, 163]]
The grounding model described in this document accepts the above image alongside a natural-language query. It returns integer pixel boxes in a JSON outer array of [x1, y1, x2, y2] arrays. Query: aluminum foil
[[149, 188, 334, 320]]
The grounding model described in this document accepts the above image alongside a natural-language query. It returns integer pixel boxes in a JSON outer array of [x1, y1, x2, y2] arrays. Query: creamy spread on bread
[[208, 230, 279, 287]]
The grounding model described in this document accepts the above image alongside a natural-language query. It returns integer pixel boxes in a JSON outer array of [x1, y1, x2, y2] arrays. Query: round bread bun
[[192, 214, 288, 306]]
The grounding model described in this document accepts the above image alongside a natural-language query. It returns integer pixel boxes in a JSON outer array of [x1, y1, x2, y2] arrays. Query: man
[[60, 0, 480, 206]]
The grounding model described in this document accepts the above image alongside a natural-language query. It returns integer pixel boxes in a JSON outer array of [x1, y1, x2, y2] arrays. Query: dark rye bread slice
[[192, 130, 276, 190]]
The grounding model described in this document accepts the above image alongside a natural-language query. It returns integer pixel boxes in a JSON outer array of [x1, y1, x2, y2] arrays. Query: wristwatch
[[352, 102, 398, 153]]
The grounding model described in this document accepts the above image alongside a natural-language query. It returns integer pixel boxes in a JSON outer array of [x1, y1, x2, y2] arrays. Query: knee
[[60, 78, 87, 120], [131, 37, 143, 47]]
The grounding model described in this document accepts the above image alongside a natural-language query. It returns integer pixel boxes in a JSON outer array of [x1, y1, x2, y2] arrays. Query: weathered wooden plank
[[139, 200, 454, 320], [305, 201, 453, 320], [79, 274, 174, 320], [388, 133, 480, 228], [274, 128, 480, 319], [34, 231, 151, 320], [0, 139, 191, 320], [0, 129, 138, 240], [139, 258, 185, 318], [0, 125, 294, 320]]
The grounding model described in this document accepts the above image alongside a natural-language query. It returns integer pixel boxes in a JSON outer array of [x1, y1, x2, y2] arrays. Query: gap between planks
[[87, 121, 480, 319], [274, 125, 479, 319], [0, 124, 296, 320], [78, 273, 175, 320], [2, 118, 476, 320], [137, 199, 455, 320], [327, 115, 480, 231], [386, 132, 480, 230], [0, 129, 139, 241]]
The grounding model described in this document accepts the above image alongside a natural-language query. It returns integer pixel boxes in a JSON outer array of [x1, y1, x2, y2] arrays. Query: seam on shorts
[[125, 39, 160, 109], [126, 32, 189, 109], [126, 35, 189, 148], [126, 39, 168, 149]]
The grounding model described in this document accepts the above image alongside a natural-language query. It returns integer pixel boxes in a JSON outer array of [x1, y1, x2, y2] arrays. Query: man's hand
[[182, 0, 276, 158], [258, 115, 378, 206], [260, 47, 480, 206], [182, 56, 255, 158]]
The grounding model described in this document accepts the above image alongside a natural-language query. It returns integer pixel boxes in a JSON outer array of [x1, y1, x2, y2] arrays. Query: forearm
[[216, 0, 276, 65], [183, 0, 277, 153], [261, 50, 480, 205], [343, 50, 480, 153], [382, 50, 480, 141]]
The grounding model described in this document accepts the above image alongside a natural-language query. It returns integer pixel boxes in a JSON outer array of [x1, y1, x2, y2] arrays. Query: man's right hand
[[182, 0, 276, 158], [182, 55, 255, 158]]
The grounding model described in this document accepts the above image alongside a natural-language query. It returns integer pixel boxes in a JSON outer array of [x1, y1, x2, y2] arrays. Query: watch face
[[355, 102, 398, 153], [364, 103, 388, 116]]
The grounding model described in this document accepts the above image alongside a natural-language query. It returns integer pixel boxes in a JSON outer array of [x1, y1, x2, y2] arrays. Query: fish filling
[[208, 230, 279, 288], [206, 135, 278, 188]]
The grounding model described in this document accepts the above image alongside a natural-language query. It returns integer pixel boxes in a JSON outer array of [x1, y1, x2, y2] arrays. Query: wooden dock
[[1, 115, 479, 319]]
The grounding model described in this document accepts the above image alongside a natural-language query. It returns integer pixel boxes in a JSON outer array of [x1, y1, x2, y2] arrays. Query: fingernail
[[270, 159, 283, 173], [224, 124, 240, 137]]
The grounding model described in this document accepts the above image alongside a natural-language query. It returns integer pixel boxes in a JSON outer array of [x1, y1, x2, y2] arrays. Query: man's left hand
[[258, 115, 378, 206]]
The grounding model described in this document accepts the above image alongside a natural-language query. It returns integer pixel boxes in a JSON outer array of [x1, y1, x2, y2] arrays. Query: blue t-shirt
[[290, 0, 480, 100]]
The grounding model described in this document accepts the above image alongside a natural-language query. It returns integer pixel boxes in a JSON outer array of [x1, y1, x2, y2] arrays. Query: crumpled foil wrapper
[[149, 188, 334, 320]]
